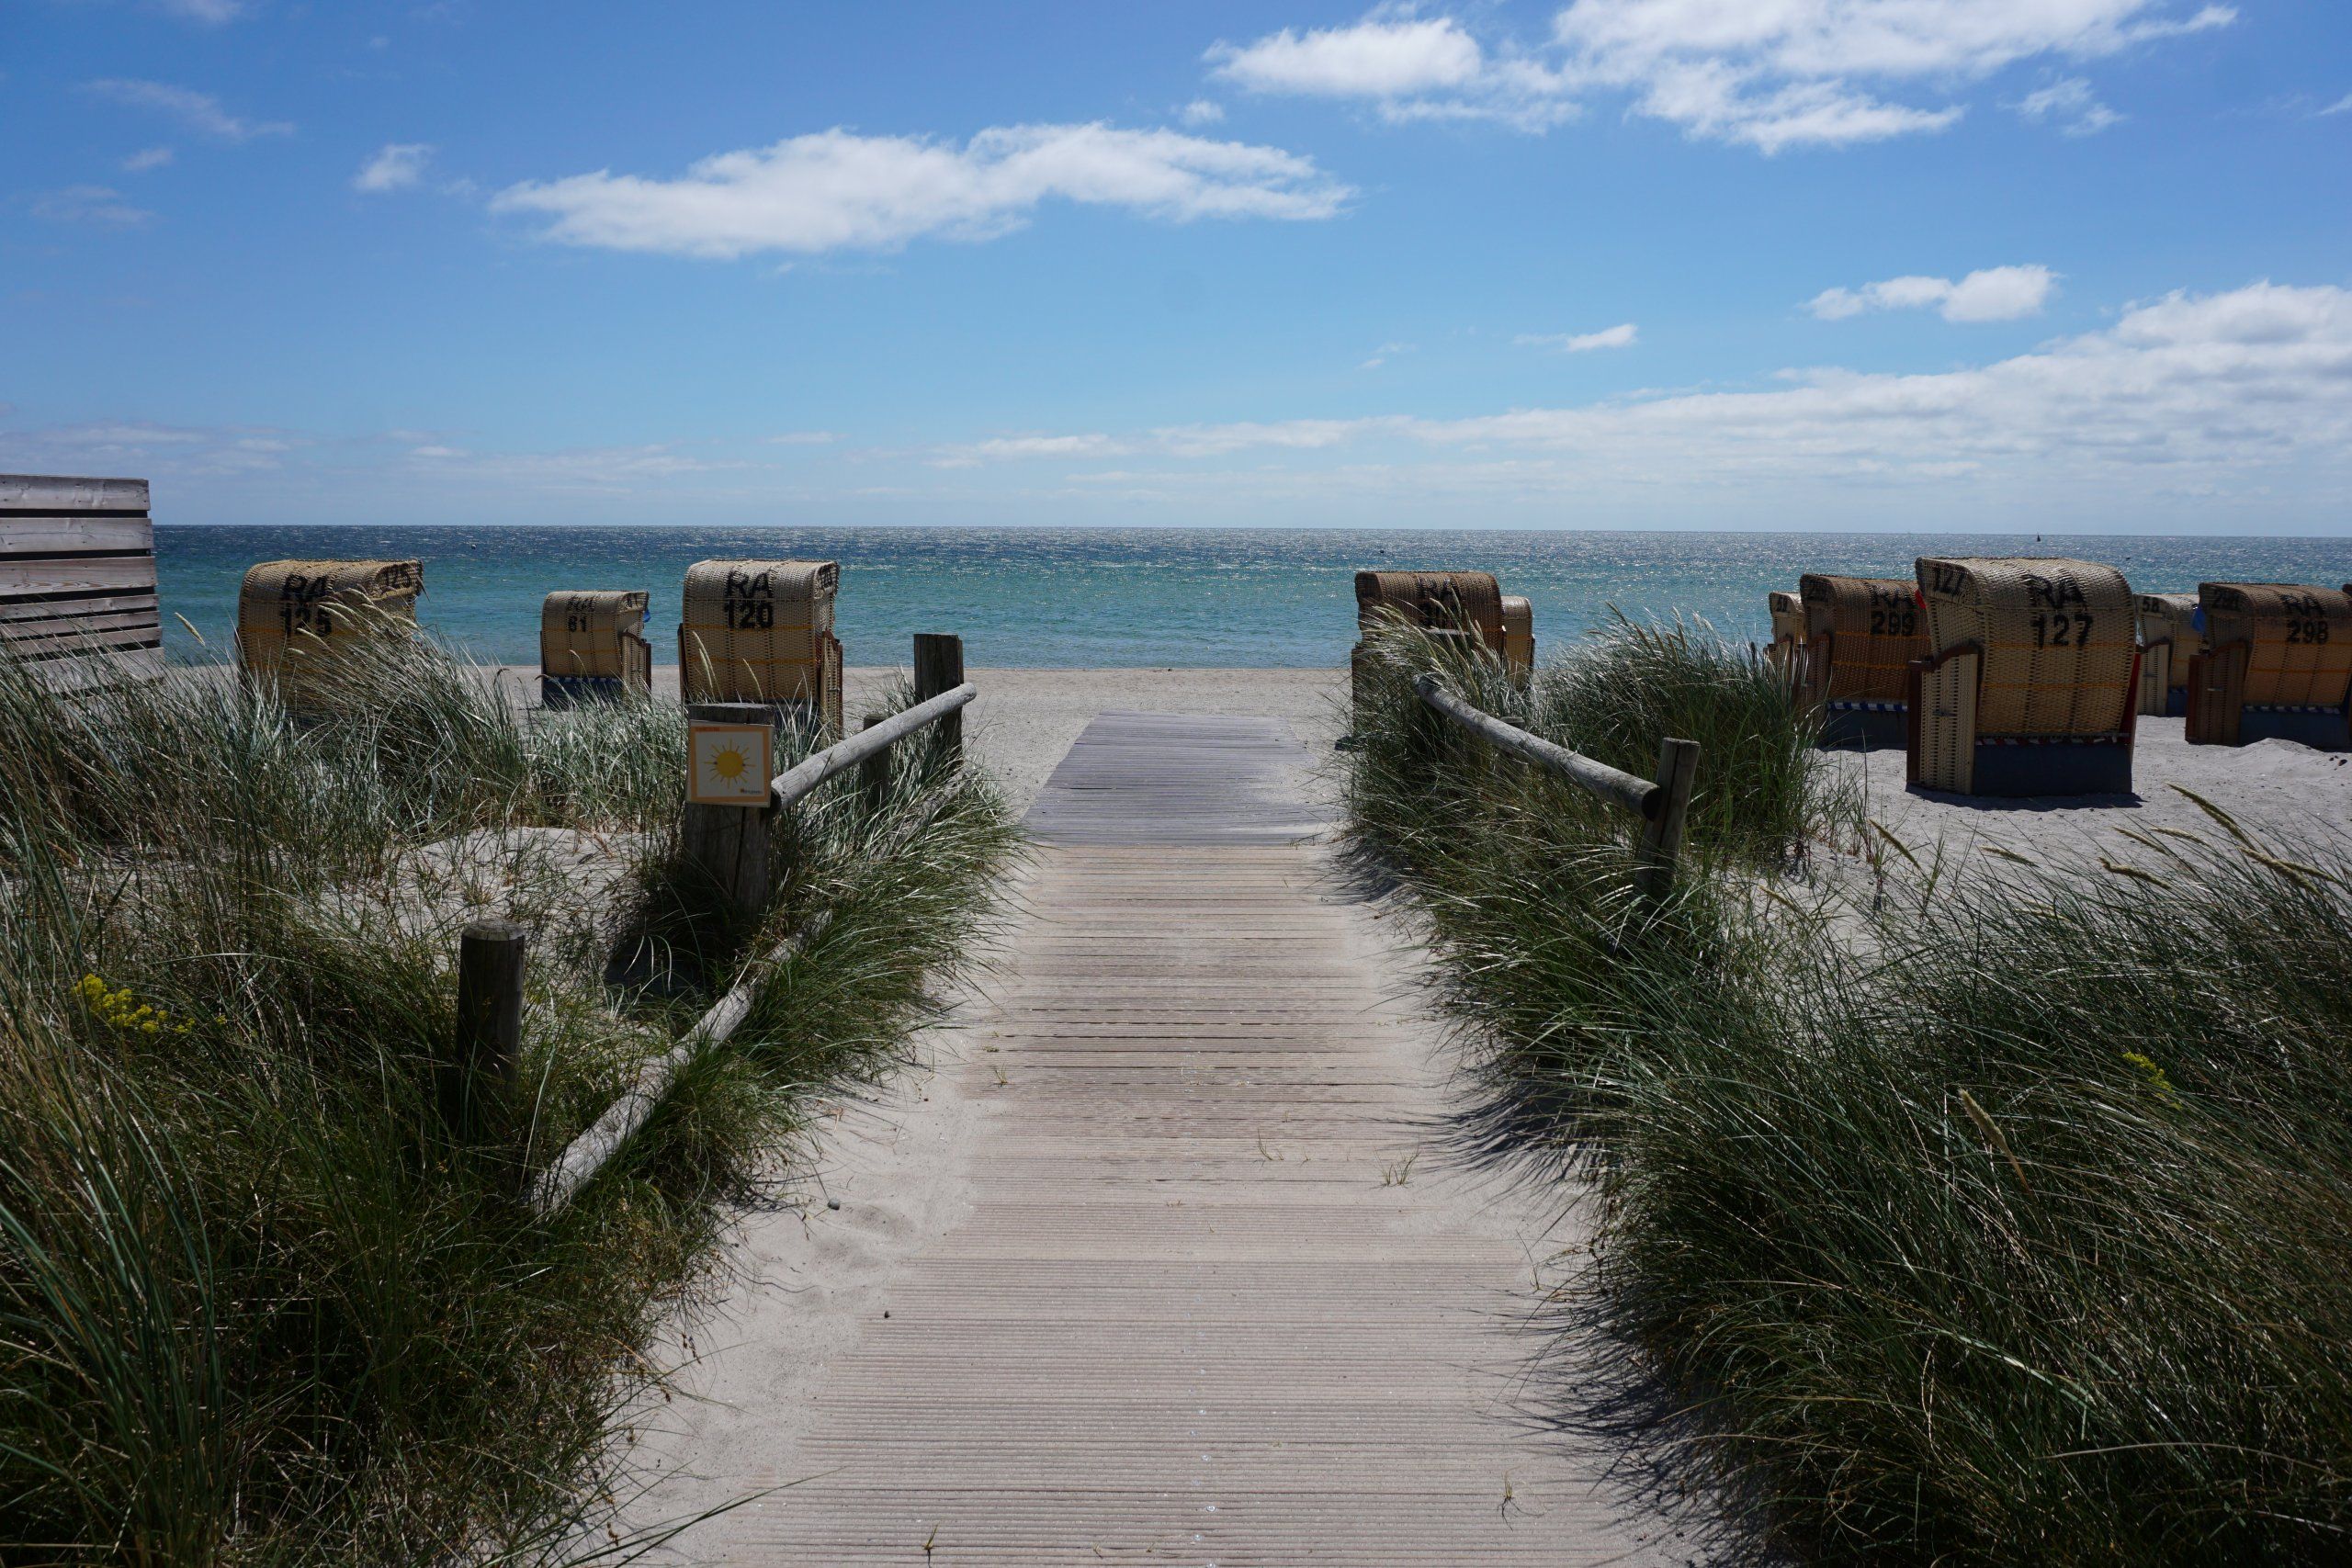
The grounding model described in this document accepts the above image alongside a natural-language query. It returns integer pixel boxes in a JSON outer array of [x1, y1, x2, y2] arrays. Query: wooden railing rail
[[771, 682, 975, 808], [1412, 671, 1699, 908], [528, 645, 977, 1217]]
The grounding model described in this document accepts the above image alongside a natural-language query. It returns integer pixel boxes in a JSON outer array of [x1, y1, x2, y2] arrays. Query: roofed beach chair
[[1500, 595, 1534, 682], [1906, 557, 2139, 797], [1351, 570, 1508, 709], [2134, 592, 2200, 717], [540, 590, 651, 709], [679, 558, 842, 737], [2185, 583, 2352, 751], [1798, 574, 1924, 747], [237, 558, 423, 716], [1766, 589, 1804, 692]]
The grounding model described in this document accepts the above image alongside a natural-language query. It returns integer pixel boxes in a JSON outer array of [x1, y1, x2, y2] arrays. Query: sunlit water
[[155, 526, 2348, 668]]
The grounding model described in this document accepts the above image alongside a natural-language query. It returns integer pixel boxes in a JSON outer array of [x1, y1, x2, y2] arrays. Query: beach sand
[[1832, 713, 2352, 872], [507, 663, 2350, 857], [502, 664, 1351, 816]]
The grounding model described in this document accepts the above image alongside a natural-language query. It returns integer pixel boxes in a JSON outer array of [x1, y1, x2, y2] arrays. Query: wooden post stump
[[912, 633, 966, 764], [859, 711, 891, 812], [683, 702, 775, 919], [451, 919, 526, 1134], [1633, 738, 1701, 913]]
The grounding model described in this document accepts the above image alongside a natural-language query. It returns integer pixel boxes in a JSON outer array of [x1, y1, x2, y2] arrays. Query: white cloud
[[0, 418, 299, 477], [2320, 93, 2352, 117], [1180, 99, 1226, 125], [2014, 76, 2123, 135], [764, 430, 841, 446], [935, 282, 2352, 494], [1214, 2, 2229, 150], [1809, 265, 2056, 322], [121, 146, 175, 172], [1206, 12, 1576, 130], [1551, 0, 2229, 149], [85, 79, 292, 141], [1209, 14, 1483, 97], [492, 123, 1351, 259], [29, 185, 155, 229], [1359, 340, 1414, 370], [354, 142, 434, 193], [1518, 321, 1639, 352], [154, 0, 248, 21], [396, 443, 733, 491]]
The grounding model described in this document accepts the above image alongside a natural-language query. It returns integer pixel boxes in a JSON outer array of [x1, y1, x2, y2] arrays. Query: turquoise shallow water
[[154, 526, 2349, 669]]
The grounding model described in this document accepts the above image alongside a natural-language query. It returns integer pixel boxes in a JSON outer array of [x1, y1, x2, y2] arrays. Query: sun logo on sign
[[691, 724, 771, 804]]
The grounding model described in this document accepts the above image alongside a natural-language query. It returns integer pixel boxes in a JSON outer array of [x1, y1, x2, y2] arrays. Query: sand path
[[609, 709, 1689, 1565]]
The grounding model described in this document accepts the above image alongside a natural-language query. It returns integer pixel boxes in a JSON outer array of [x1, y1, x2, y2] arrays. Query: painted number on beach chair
[[720, 567, 777, 631], [2031, 613, 2095, 649], [1869, 605, 1917, 637], [723, 600, 775, 630], [2284, 619, 2331, 645]]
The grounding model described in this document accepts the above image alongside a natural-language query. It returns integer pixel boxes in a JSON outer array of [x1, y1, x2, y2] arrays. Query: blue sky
[[5, 0, 2349, 532]]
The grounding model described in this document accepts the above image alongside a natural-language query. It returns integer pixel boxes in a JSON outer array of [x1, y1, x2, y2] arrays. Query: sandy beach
[[500, 664, 1351, 816], [505, 662, 2351, 857]]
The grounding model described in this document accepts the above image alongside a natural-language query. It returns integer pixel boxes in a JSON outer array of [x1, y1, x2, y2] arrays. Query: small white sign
[[688, 723, 774, 807]]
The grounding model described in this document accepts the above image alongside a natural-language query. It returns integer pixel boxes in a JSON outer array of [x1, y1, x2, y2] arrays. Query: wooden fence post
[[451, 919, 526, 1134], [1633, 737, 1701, 912], [912, 634, 965, 763], [683, 701, 774, 919], [859, 711, 890, 811]]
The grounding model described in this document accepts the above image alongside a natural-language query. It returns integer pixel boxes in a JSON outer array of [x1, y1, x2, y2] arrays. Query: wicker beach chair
[[539, 591, 651, 709], [1907, 557, 2139, 796], [1766, 589, 1805, 692], [1798, 574, 1924, 747], [237, 558, 423, 715], [2134, 592, 2200, 718], [1351, 570, 1508, 708], [2184, 583, 2352, 750], [678, 559, 842, 737], [1500, 595, 1534, 682]]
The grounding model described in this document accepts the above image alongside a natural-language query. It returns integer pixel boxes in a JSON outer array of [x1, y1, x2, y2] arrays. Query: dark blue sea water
[[153, 527, 2349, 668]]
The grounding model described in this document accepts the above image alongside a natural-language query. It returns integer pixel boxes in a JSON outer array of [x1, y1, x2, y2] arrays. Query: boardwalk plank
[[628, 713, 1684, 1565]]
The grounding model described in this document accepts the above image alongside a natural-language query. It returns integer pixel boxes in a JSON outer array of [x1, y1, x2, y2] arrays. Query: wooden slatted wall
[[0, 475, 164, 693]]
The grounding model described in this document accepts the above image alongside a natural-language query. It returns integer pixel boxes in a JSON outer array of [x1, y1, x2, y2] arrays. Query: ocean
[[153, 526, 2350, 669]]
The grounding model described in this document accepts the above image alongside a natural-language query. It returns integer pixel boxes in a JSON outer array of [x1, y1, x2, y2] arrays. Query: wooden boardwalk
[[638, 714, 1679, 1565]]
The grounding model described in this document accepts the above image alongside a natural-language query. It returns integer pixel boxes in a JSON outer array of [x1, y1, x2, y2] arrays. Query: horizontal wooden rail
[[1414, 673, 1657, 818], [1412, 672, 1699, 910], [527, 907, 835, 1215], [771, 681, 976, 808], [532, 681, 978, 1217]]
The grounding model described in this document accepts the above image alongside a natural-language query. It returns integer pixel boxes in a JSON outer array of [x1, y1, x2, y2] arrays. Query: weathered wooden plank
[[0, 591, 161, 624], [0, 608, 162, 639], [0, 517, 154, 555], [3, 623, 165, 660], [25, 647, 165, 693], [1022, 710, 1331, 844], [0, 475, 149, 513], [0, 557, 158, 595]]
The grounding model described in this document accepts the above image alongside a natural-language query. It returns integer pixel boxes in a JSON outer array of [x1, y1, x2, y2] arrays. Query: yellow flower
[[2122, 1050, 2182, 1109]]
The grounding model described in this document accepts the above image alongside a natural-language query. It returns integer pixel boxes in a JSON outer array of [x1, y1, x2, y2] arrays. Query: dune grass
[[1347, 621, 2352, 1563], [0, 639, 1012, 1565]]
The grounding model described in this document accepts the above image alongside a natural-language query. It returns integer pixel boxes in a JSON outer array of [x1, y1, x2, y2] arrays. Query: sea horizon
[[155, 524, 2350, 670]]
